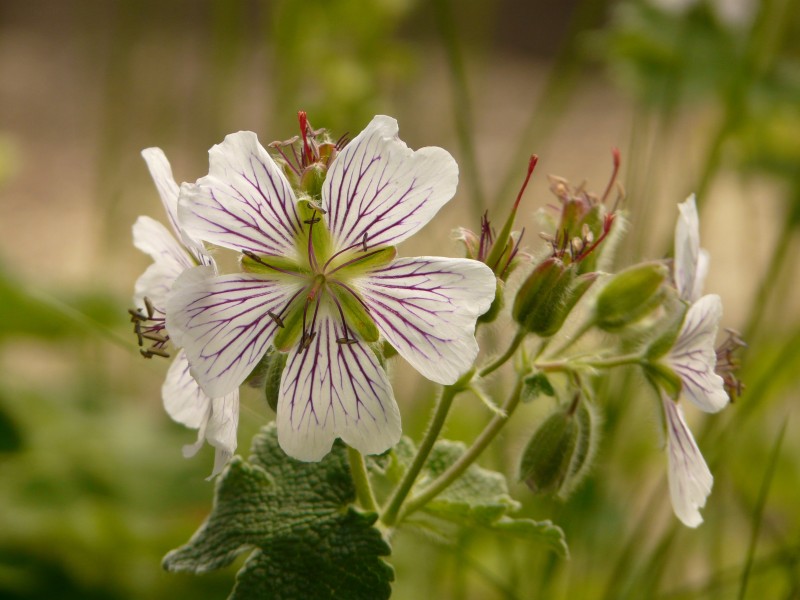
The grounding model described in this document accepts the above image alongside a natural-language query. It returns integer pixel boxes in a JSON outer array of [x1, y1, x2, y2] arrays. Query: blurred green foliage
[[1, 0, 799, 598]]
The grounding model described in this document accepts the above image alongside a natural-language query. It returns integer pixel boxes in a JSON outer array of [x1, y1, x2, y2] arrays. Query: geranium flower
[[168, 115, 496, 461], [133, 148, 239, 477], [658, 195, 729, 526]]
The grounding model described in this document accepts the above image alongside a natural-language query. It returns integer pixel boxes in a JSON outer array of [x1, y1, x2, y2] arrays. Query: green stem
[[479, 329, 527, 378], [535, 353, 643, 373], [380, 383, 461, 526], [545, 318, 594, 358], [399, 378, 525, 521], [347, 446, 378, 513]]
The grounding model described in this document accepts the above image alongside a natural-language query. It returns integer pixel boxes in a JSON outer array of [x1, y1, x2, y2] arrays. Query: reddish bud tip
[[612, 147, 621, 168], [528, 154, 539, 174], [298, 110, 313, 164], [514, 154, 538, 211]]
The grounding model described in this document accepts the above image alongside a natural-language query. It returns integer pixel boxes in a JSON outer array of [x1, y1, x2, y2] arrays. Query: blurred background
[[1, 0, 799, 598]]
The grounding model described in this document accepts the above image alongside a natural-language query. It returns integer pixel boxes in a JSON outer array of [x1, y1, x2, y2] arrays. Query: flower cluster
[[132, 114, 496, 470]]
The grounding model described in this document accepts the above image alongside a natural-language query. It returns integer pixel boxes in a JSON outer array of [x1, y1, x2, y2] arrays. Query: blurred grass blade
[[738, 419, 787, 599]]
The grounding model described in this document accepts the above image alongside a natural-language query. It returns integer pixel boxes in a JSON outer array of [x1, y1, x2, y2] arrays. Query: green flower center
[[241, 199, 396, 352]]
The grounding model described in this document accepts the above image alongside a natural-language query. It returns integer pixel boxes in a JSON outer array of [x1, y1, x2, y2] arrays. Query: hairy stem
[[380, 382, 463, 526], [347, 446, 378, 513], [399, 377, 525, 521], [479, 329, 527, 378]]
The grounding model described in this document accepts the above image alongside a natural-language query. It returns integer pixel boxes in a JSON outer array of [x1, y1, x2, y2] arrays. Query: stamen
[[141, 347, 170, 359], [362, 232, 369, 253], [142, 332, 169, 343], [298, 111, 314, 165], [268, 310, 285, 328], [513, 154, 538, 211], [330, 290, 357, 346], [144, 296, 155, 319], [301, 330, 317, 350], [241, 250, 303, 277], [304, 216, 321, 224]]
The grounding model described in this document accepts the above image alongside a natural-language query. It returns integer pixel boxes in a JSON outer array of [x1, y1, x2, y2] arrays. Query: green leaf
[[387, 439, 569, 558], [164, 424, 393, 600]]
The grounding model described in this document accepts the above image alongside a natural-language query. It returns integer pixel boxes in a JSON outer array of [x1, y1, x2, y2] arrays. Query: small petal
[[663, 396, 713, 528], [167, 272, 305, 398], [322, 115, 458, 252], [163, 350, 239, 477], [356, 257, 496, 385], [142, 148, 181, 236], [162, 349, 212, 429], [141, 148, 214, 266], [674, 194, 704, 303], [668, 294, 728, 413], [277, 305, 401, 461], [178, 131, 303, 258], [132, 216, 195, 308]]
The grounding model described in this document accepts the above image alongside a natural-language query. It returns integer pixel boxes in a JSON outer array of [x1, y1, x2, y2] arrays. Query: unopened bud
[[594, 262, 668, 331], [478, 278, 504, 324], [300, 163, 327, 201], [512, 257, 576, 336], [518, 398, 599, 498]]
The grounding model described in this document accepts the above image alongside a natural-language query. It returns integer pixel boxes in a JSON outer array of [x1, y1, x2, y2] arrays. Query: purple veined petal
[[355, 257, 495, 385], [165, 265, 217, 347], [674, 194, 703, 303], [321, 115, 458, 252], [178, 131, 303, 258], [277, 304, 401, 461], [668, 294, 728, 413], [662, 395, 713, 528], [167, 271, 305, 398], [133, 216, 195, 310]]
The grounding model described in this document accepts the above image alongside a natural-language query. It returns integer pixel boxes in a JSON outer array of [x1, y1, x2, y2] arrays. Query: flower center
[[241, 202, 396, 354]]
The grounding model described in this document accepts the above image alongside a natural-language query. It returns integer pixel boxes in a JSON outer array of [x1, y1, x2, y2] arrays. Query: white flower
[[168, 115, 496, 461], [659, 195, 729, 526], [133, 148, 239, 477], [662, 394, 713, 528]]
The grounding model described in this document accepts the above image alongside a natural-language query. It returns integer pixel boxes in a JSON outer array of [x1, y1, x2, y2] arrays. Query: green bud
[[512, 258, 577, 336], [594, 262, 668, 331], [518, 397, 600, 498], [537, 271, 597, 337], [518, 403, 578, 494], [478, 278, 503, 324], [300, 163, 327, 201], [557, 400, 599, 499], [263, 349, 288, 412]]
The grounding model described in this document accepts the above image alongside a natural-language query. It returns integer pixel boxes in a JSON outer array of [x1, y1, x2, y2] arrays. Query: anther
[[134, 321, 144, 346], [142, 332, 169, 344], [362, 232, 369, 252], [128, 308, 146, 321], [301, 330, 317, 350], [336, 337, 358, 345], [304, 216, 321, 224], [307, 200, 327, 214], [268, 311, 285, 328], [242, 249, 270, 268], [144, 297, 155, 319]]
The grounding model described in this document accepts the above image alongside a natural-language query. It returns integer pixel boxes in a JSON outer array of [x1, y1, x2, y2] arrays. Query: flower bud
[[300, 163, 327, 201], [518, 403, 578, 495], [512, 257, 577, 336], [594, 262, 668, 331], [478, 278, 504, 324], [518, 398, 599, 498]]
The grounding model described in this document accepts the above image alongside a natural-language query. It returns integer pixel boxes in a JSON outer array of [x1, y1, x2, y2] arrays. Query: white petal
[[132, 216, 195, 308], [163, 351, 239, 477], [674, 194, 705, 303], [322, 115, 458, 252], [162, 349, 211, 429], [204, 393, 240, 477], [277, 306, 401, 461], [141, 148, 214, 266], [166, 272, 305, 398], [178, 131, 302, 258], [356, 257, 496, 385], [663, 396, 713, 528], [668, 294, 729, 413], [141, 147, 182, 237]]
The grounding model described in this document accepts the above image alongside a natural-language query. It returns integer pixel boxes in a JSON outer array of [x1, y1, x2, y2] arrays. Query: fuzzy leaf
[[163, 424, 393, 600], [388, 439, 568, 558]]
